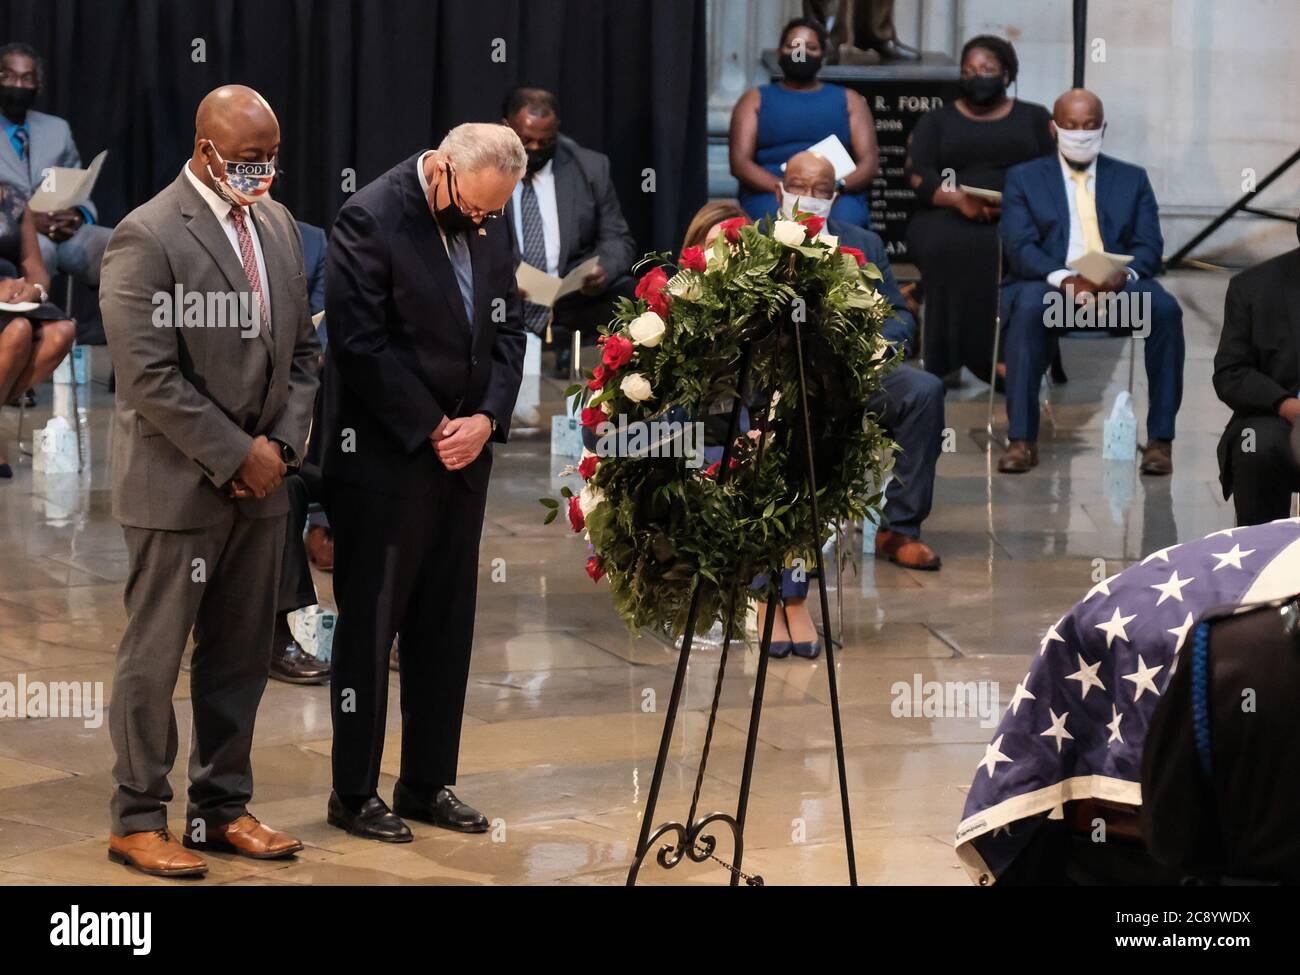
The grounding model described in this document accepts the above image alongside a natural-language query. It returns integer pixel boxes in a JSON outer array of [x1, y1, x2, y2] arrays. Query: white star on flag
[[1039, 622, 1065, 656], [1122, 655, 1163, 700], [1066, 654, 1106, 699], [1141, 544, 1179, 565], [1083, 574, 1120, 602], [1211, 544, 1255, 571], [1106, 705, 1124, 744], [1039, 709, 1074, 753], [1008, 679, 1036, 715], [1150, 569, 1194, 605], [1095, 607, 1137, 649], [978, 734, 1012, 778], [1168, 612, 1195, 653]]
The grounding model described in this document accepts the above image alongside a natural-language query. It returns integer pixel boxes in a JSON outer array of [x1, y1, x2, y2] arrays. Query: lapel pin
[[478, 228, 487, 236]]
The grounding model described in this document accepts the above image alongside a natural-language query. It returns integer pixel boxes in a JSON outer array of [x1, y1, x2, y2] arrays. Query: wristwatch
[[271, 438, 299, 468], [478, 411, 498, 435]]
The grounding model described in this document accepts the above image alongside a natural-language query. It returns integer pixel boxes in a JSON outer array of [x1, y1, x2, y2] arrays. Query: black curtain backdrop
[[0, 0, 707, 254]]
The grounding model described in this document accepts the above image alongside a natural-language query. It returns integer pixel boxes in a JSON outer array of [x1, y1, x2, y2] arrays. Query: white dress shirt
[[1046, 154, 1136, 287], [511, 159, 561, 276], [182, 162, 271, 327]]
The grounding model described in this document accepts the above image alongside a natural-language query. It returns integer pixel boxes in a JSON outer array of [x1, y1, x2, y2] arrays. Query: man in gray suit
[[100, 84, 320, 877], [0, 43, 112, 284]]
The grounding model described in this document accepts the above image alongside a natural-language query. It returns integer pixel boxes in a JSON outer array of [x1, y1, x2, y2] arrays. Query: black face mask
[[779, 52, 822, 83], [0, 85, 36, 118], [525, 143, 555, 177], [960, 74, 1006, 107], [434, 163, 479, 236]]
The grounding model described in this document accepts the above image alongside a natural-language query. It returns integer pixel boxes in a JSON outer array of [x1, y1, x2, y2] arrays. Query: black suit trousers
[[325, 462, 489, 801]]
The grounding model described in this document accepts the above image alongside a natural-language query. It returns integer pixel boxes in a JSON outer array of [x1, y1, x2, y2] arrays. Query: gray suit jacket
[[0, 110, 98, 221], [101, 168, 321, 530]]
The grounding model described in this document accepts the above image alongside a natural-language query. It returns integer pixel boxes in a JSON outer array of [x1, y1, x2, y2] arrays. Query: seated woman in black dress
[[0, 181, 76, 478], [904, 35, 1053, 385]]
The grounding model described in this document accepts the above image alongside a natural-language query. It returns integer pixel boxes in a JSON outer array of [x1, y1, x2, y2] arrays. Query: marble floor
[[0, 268, 1238, 886]]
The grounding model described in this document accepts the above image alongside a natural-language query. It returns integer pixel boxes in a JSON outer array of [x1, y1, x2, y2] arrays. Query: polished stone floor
[[0, 269, 1237, 885]]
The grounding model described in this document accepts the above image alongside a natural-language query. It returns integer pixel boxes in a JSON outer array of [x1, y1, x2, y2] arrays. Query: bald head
[[1053, 88, 1104, 128], [190, 85, 280, 192], [781, 150, 837, 209]]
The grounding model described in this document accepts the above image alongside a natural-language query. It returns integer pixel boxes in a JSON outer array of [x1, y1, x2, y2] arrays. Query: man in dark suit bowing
[[1212, 225, 1300, 525], [501, 86, 637, 377], [321, 123, 526, 841], [998, 88, 1184, 476]]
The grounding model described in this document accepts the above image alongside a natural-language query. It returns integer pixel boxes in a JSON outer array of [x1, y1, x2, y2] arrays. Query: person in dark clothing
[[904, 34, 1053, 384]]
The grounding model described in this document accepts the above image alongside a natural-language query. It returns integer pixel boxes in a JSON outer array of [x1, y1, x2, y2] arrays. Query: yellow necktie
[[1070, 169, 1104, 254]]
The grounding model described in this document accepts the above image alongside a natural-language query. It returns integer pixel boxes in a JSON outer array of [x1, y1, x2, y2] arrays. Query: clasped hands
[[430, 414, 492, 471], [228, 435, 286, 499], [1061, 270, 1129, 302], [32, 208, 84, 244], [0, 277, 40, 303]]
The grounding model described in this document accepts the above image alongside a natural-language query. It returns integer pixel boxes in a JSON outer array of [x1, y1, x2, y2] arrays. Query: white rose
[[628, 311, 666, 347], [816, 233, 839, 254], [772, 219, 807, 247], [578, 484, 605, 517], [620, 372, 654, 403]]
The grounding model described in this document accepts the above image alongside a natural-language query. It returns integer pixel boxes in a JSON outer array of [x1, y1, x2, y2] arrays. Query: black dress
[[904, 100, 1053, 382], [0, 181, 68, 327]]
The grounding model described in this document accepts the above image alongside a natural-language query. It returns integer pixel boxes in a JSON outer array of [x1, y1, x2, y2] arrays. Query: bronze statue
[[803, 0, 920, 63]]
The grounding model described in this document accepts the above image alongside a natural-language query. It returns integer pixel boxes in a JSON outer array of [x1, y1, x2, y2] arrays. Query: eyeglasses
[[449, 168, 504, 222]]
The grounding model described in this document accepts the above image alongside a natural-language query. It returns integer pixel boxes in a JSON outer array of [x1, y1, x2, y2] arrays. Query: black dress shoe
[[326, 792, 413, 843], [269, 620, 330, 685], [393, 781, 489, 833]]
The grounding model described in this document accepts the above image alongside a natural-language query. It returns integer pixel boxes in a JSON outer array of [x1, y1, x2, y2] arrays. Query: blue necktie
[[445, 231, 474, 329], [11, 126, 28, 161], [518, 178, 550, 334]]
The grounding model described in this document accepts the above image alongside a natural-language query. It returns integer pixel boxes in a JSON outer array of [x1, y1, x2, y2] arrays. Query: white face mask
[[779, 185, 835, 220], [1056, 124, 1105, 165]]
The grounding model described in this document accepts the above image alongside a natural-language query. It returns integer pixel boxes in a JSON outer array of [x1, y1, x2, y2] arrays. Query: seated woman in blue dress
[[729, 17, 877, 231]]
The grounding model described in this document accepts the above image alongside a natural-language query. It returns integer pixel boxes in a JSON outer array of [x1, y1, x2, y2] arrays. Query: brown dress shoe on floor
[[184, 814, 303, 859], [876, 529, 942, 570], [305, 524, 334, 571], [997, 440, 1039, 474], [109, 828, 208, 877], [1140, 438, 1173, 476]]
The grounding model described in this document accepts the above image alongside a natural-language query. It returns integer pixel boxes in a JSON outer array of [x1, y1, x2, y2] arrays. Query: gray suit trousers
[[109, 506, 285, 835]]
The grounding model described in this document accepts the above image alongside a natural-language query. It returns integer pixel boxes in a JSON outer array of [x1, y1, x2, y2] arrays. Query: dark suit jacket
[[1212, 248, 1300, 497], [297, 219, 327, 317], [504, 135, 636, 282], [826, 219, 916, 354], [321, 153, 526, 496], [101, 169, 321, 529], [1001, 153, 1164, 284]]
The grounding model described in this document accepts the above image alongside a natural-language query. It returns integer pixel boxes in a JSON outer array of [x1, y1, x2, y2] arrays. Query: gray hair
[[438, 122, 526, 177]]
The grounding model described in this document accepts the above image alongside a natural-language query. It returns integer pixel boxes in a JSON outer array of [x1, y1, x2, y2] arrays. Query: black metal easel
[[625, 297, 858, 887]]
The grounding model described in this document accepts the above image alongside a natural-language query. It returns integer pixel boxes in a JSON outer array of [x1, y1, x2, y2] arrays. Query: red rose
[[601, 334, 634, 370], [635, 266, 672, 317], [840, 246, 867, 267], [578, 454, 599, 480], [718, 216, 749, 242], [678, 246, 707, 272], [587, 364, 608, 391], [797, 214, 825, 236], [581, 406, 606, 431], [585, 556, 606, 582], [567, 496, 585, 532]]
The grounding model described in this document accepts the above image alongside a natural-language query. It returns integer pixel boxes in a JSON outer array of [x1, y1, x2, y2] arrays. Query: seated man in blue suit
[[998, 88, 1183, 475], [780, 150, 945, 570]]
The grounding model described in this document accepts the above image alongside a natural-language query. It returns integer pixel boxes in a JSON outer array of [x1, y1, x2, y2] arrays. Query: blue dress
[[0, 182, 66, 327], [739, 83, 871, 230]]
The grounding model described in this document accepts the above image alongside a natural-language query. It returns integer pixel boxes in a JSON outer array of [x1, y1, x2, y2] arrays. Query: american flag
[[955, 518, 1300, 884]]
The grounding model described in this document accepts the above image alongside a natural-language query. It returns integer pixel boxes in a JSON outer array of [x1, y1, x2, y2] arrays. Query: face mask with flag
[[206, 143, 275, 206]]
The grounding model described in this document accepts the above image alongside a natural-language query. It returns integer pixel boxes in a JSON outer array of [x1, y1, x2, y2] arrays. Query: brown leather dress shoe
[[1140, 438, 1173, 476], [109, 828, 208, 877], [997, 440, 1039, 474], [305, 524, 334, 571], [875, 529, 942, 570], [184, 814, 303, 859]]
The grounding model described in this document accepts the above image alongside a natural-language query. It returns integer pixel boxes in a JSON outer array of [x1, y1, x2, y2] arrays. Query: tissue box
[[288, 605, 336, 663], [1102, 390, 1138, 461], [32, 416, 80, 474]]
